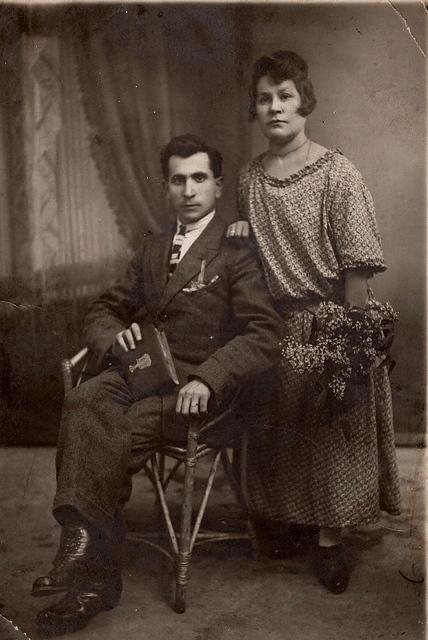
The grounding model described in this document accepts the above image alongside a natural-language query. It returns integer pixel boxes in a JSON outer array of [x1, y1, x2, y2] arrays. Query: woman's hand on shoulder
[[226, 220, 250, 239]]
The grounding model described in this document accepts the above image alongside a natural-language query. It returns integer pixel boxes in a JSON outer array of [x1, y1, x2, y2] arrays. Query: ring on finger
[[191, 402, 198, 407]]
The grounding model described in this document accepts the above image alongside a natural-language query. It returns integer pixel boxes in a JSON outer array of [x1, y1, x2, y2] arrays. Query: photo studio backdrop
[[0, 3, 425, 444]]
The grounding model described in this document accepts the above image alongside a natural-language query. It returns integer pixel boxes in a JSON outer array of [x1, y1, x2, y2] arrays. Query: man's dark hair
[[248, 50, 316, 121], [160, 134, 223, 180]]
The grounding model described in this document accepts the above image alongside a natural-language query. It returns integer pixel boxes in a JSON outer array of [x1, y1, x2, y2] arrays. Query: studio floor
[[0, 446, 425, 640]]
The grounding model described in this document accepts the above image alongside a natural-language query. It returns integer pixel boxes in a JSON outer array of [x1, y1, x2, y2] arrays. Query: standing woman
[[229, 50, 401, 593]]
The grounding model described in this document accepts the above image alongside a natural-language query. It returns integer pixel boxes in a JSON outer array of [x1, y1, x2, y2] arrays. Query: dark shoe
[[313, 543, 349, 593], [36, 577, 121, 636], [32, 524, 99, 597]]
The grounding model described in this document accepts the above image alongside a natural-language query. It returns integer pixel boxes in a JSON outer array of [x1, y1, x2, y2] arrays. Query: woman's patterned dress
[[239, 149, 401, 527]]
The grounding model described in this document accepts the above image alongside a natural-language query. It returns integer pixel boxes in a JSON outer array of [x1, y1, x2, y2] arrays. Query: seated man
[[32, 134, 280, 634]]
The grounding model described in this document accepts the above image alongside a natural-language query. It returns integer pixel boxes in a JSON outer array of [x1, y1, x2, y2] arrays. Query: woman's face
[[255, 76, 306, 143]]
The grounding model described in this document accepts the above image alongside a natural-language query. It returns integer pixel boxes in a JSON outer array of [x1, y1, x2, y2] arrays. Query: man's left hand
[[176, 380, 211, 417]]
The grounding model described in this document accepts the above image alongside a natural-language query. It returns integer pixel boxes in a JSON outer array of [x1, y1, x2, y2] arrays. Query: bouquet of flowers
[[281, 298, 398, 402]]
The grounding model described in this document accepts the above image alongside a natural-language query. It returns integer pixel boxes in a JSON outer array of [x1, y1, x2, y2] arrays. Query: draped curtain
[[1, 5, 248, 294], [72, 7, 173, 248], [71, 5, 248, 247], [0, 7, 27, 288], [55, 31, 129, 300]]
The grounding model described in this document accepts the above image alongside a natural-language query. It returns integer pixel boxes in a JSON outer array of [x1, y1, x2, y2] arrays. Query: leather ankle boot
[[36, 574, 122, 635], [35, 528, 124, 636], [32, 523, 99, 597]]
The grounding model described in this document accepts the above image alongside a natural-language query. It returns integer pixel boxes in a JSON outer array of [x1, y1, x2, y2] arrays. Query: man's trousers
[[53, 367, 192, 533]]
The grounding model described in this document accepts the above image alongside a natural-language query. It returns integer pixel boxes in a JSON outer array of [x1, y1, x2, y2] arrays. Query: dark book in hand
[[117, 324, 179, 400]]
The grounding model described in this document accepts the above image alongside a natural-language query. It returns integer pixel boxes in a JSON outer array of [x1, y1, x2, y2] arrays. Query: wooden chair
[[61, 348, 258, 613]]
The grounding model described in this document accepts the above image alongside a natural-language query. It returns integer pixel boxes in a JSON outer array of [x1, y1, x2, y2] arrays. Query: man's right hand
[[115, 322, 142, 352]]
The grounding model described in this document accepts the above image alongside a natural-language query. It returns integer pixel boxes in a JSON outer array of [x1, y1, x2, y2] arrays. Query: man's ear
[[163, 180, 170, 199], [215, 176, 223, 197]]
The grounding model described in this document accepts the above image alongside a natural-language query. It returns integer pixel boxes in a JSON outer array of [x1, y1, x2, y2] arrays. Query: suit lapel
[[157, 215, 226, 312], [147, 226, 175, 308]]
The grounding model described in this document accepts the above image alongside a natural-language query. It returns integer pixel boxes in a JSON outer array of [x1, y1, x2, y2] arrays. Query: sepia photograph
[[0, 1, 425, 638]]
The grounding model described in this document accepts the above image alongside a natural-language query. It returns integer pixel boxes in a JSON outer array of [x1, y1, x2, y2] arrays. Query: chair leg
[[155, 453, 165, 532], [174, 419, 200, 613]]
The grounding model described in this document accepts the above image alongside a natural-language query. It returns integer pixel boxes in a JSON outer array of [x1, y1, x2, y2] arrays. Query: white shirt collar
[[176, 210, 215, 234]]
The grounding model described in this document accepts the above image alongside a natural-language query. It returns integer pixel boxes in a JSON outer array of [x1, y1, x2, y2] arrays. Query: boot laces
[[54, 526, 91, 568]]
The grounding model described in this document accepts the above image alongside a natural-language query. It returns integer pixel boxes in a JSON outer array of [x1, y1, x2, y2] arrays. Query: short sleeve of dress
[[327, 155, 386, 274]]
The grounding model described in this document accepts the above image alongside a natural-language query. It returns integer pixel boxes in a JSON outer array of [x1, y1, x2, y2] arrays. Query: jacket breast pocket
[[182, 276, 223, 296]]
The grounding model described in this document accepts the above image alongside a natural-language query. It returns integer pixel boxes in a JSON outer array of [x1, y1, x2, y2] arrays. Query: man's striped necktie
[[169, 224, 187, 276]]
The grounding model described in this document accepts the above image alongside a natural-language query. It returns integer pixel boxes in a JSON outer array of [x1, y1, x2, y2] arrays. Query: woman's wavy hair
[[248, 50, 316, 121]]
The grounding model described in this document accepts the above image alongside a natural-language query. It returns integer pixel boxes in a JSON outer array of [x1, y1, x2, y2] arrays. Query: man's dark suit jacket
[[83, 214, 280, 403]]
